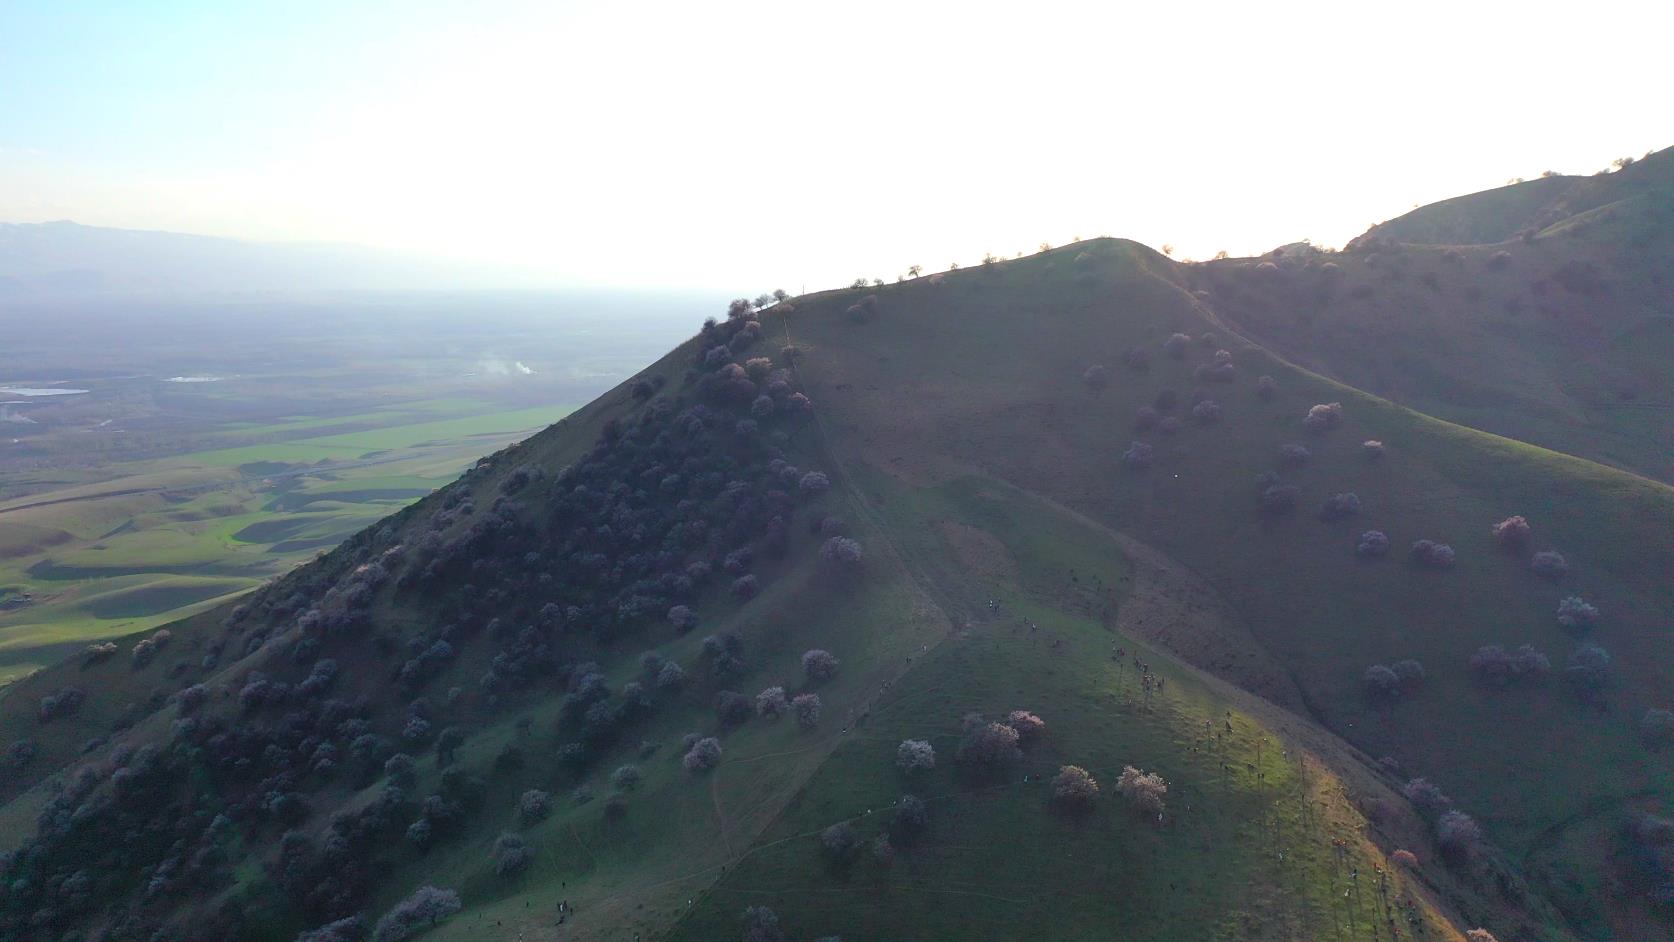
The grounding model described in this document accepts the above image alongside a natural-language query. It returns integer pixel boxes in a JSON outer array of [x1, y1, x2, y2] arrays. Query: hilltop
[[3, 161, 1674, 942]]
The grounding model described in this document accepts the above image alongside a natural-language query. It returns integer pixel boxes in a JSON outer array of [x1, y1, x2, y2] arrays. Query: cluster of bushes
[[1468, 645, 1551, 687], [1399, 778, 1483, 864], [38, 686, 87, 723]]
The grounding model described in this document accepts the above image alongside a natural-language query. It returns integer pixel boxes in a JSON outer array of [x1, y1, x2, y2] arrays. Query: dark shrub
[[1469, 644, 1551, 687], [820, 822, 859, 862], [1491, 516, 1531, 551], [1363, 664, 1402, 698], [1319, 492, 1362, 520], [1083, 364, 1109, 390], [1256, 375, 1278, 400], [1303, 402, 1343, 433], [1556, 596, 1599, 633], [792, 693, 821, 729], [730, 575, 760, 600], [493, 832, 532, 876], [1401, 778, 1454, 817], [1052, 765, 1100, 809], [1190, 399, 1221, 424], [958, 716, 1021, 768], [1362, 439, 1385, 459], [1122, 440, 1154, 469], [714, 691, 752, 727], [1006, 710, 1046, 744], [1157, 416, 1182, 435], [1163, 333, 1192, 358], [820, 537, 863, 566], [1436, 811, 1483, 862], [668, 605, 699, 634], [742, 906, 786, 942], [372, 885, 461, 942], [1133, 407, 1159, 432], [518, 789, 552, 825], [1277, 443, 1311, 467], [683, 737, 722, 773], [1531, 550, 1569, 580], [755, 686, 788, 718], [802, 649, 841, 682], [1566, 643, 1611, 695], [893, 794, 929, 842], [1409, 540, 1455, 569], [1261, 484, 1300, 515], [1357, 530, 1390, 557], [897, 739, 935, 773]]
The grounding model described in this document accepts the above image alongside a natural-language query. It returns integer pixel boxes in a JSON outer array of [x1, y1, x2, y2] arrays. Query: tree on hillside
[[372, 886, 461, 942], [820, 537, 863, 567], [1363, 664, 1402, 699], [1256, 375, 1278, 400], [1303, 402, 1343, 433], [1191, 399, 1222, 425], [1468, 644, 1550, 687], [493, 831, 532, 876], [1409, 540, 1455, 569], [1083, 364, 1110, 391], [803, 649, 841, 682], [959, 716, 1021, 768], [1115, 766, 1168, 814], [897, 739, 936, 773], [1277, 443, 1311, 467], [892, 794, 929, 842], [1006, 710, 1046, 745], [908, 264, 922, 278], [683, 737, 722, 773], [1491, 516, 1531, 551], [792, 693, 822, 729], [1261, 484, 1300, 515], [1556, 596, 1600, 633], [1362, 439, 1385, 460], [1436, 810, 1483, 862], [1052, 765, 1100, 809], [1163, 333, 1193, 358], [1531, 550, 1569, 579], [1565, 643, 1611, 697], [756, 686, 788, 719], [518, 789, 552, 825], [1318, 492, 1362, 521], [742, 905, 786, 942], [1356, 530, 1390, 557], [1123, 441, 1155, 469]]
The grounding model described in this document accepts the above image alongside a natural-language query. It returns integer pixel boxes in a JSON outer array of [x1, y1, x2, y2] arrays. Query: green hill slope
[[4, 234, 1674, 942], [1202, 152, 1674, 482]]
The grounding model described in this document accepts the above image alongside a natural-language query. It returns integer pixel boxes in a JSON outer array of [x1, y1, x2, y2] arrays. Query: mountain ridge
[[3, 172, 1674, 941]]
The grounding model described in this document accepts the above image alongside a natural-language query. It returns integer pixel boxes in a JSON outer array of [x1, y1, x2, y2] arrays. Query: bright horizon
[[3, 0, 1668, 292]]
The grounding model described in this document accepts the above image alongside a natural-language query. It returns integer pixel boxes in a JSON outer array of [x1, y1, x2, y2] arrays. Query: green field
[[0, 401, 572, 683]]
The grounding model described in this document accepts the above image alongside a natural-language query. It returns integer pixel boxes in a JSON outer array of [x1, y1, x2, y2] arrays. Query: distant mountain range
[[0, 221, 537, 296]]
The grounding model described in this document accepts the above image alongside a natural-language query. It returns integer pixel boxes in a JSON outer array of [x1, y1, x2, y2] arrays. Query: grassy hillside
[[1202, 176, 1674, 483], [4, 234, 1673, 942]]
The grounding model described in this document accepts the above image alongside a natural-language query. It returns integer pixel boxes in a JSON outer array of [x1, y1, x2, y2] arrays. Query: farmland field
[[0, 289, 717, 683]]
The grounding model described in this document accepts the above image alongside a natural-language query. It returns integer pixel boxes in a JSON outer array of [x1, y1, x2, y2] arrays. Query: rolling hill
[[3, 162, 1673, 942]]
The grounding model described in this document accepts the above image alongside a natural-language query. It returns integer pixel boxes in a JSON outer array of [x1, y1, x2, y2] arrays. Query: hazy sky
[[3, 0, 1668, 291]]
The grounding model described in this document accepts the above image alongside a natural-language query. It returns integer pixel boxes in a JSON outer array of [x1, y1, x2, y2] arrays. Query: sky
[[2, 0, 1669, 292]]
